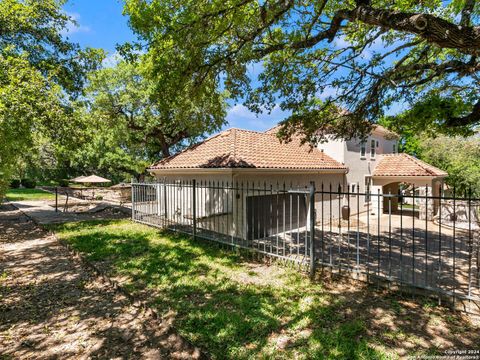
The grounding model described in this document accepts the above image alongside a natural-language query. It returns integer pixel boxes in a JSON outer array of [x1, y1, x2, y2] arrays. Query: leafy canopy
[[419, 135, 480, 196], [0, 0, 102, 199], [63, 61, 227, 180], [0, 55, 65, 197], [124, 0, 480, 143], [0, 0, 103, 95]]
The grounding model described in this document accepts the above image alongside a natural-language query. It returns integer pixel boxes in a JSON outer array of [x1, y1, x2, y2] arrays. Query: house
[[147, 126, 447, 239], [149, 127, 347, 187], [309, 125, 447, 219]]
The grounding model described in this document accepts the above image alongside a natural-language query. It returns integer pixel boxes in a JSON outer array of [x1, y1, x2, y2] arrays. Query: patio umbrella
[[70, 175, 86, 182], [73, 175, 111, 200], [75, 175, 111, 184]]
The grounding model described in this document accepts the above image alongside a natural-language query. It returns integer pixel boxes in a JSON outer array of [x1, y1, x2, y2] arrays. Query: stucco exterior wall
[[318, 132, 397, 214], [343, 135, 397, 193], [318, 138, 346, 164], [150, 170, 346, 239]]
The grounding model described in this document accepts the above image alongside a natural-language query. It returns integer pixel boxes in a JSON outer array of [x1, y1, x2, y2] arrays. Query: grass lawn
[[6, 188, 55, 201], [50, 220, 480, 359]]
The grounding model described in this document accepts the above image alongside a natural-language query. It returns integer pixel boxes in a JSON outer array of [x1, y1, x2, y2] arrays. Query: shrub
[[10, 179, 21, 188], [95, 195, 103, 200], [58, 179, 69, 187], [21, 178, 36, 189]]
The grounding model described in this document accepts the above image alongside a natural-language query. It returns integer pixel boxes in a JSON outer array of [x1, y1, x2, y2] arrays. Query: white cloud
[[334, 34, 390, 60], [333, 35, 351, 49], [61, 12, 91, 35], [102, 52, 122, 68], [225, 104, 290, 132]]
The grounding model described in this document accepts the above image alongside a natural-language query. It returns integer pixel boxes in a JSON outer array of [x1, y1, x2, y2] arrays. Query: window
[[393, 143, 396, 154], [370, 139, 376, 158], [360, 141, 366, 158], [350, 183, 357, 193]]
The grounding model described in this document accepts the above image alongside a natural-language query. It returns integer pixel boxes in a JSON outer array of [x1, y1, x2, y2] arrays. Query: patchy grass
[[6, 188, 55, 201], [50, 220, 480, 359]]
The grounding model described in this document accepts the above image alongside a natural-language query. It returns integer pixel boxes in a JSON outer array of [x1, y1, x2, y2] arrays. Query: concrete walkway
[[10, 200, 130, 225], [0, 204, 201, 359]]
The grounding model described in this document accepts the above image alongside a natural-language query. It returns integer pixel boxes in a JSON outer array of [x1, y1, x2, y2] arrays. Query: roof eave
[[149, 167, 347, 175], [372, 174, 447, 179]]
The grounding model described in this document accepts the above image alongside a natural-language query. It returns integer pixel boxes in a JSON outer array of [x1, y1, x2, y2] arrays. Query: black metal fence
[[131, 180, 480, 305]]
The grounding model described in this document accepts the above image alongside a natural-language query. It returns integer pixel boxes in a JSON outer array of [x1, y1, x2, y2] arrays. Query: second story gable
[[264, 124, 399, 166], [318, 125, 399, 166]]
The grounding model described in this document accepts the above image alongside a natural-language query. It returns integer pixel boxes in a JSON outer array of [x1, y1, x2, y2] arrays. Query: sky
[[62, 0, 290, 132], [62, 0, 404, 133]]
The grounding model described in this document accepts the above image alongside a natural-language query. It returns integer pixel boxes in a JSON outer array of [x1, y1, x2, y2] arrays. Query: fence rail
[[131, 180, 480, 306]]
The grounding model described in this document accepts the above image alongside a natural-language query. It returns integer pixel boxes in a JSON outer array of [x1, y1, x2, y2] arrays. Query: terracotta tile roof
[[149, 128, 346, 171], [373, 153, 448, 177], [264, 124, 282, 135], [371, 125, 399, 138]]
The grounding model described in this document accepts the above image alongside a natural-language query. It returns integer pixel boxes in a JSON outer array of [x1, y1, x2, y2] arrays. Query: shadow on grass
[[50, 219, 480, 359]]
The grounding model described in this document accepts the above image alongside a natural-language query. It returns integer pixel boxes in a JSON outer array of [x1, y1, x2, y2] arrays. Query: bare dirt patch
[[0, 206, 201, 359]]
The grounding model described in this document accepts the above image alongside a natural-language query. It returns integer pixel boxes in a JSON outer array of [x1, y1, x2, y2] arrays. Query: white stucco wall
[[318, 131, 398, 213], [149, 169, 347, 239], [318, 137, 346, 164]]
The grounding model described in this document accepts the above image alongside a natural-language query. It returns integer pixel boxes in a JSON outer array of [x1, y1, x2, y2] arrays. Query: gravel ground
[[0, 204, 201, 359]]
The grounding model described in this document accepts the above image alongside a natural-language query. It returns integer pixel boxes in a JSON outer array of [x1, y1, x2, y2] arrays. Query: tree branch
[[446, 98, 480, 126], [338, 5, 480, 55], [461, 0, 476, 27], [254, 12, 344, 56]]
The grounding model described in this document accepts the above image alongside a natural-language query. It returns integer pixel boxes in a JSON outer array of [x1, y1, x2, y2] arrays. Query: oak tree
[[124, 0, 480, 143], [72, 61, 226, 179], [0, 0, 102, 198]]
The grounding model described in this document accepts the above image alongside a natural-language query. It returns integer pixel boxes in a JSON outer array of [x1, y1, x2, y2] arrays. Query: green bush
[[21, 178, 37, 189], [10, 179, 21, 188], [58, 179, 70, 187]]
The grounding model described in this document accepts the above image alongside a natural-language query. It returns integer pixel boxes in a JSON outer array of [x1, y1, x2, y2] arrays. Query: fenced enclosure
[[132, 180, 480, 307], [132, 180, 316, 266]]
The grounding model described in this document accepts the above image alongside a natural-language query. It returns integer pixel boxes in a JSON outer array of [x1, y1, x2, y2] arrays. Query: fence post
[[156, 182, 161, 216], [131, 178, 135, 221], [309, 182, 316, 279], [192, 179, 197, 240], [55, 187, 58, 213], [163, 181, 168, 223]]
